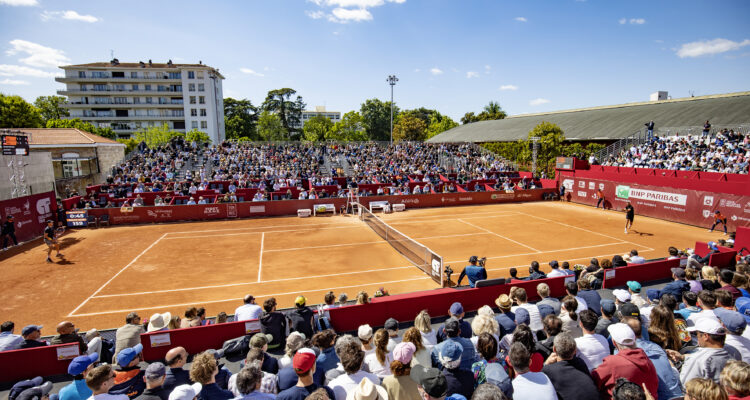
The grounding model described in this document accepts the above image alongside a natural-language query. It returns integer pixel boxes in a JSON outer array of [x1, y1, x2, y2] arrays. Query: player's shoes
[[56, 253, 64, 258], [46, 258, 53, 263], [624, 229, 628, 233]]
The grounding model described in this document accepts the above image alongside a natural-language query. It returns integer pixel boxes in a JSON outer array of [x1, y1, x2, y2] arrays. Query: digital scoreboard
[[1, 135, 30, 156]]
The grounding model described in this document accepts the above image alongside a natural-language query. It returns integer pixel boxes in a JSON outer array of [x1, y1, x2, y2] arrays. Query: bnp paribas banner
[[562, 177, 750, 230]]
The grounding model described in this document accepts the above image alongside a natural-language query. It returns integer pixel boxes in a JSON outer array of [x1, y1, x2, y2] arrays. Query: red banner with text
[[0, 192, 58, 243]]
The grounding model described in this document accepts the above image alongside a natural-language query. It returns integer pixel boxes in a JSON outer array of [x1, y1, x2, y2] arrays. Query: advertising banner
[[0, 191, 57, 243]]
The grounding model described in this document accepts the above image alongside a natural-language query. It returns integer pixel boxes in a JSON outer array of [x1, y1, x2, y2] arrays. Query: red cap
[[293, 348, 316, 373]]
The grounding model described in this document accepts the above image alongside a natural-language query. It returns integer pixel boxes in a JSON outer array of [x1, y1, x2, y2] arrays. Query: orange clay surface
[[0, 201, 715, 331]]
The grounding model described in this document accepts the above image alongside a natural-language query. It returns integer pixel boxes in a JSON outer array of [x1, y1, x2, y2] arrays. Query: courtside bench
[[313, 203, 336, 216], [369, 200, 390, 213]]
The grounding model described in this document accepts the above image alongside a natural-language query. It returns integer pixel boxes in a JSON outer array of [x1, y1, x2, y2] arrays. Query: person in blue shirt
[[456, 256, 487, 288], [59, 353, 99, 400]]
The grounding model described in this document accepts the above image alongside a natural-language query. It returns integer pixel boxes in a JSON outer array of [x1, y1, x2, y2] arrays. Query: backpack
[[221, 335, 249, 358], [315, 304, 333, 332]]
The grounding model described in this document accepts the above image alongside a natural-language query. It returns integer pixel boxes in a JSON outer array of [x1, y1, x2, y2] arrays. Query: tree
[[425, 114, 458, 139], [392, 113, 427, 142], [133, 123, 184, 148], [461, 112, 478, 125], [185, 129, 210, 143], [461, 101, 507, 124], [360, 98, 399, 141], [302, 115, 333, 142], [0, 93, 42, 128], [34, 95, 69, 124], [46, 118, 116, 139], [261, 88, 305, 136], [327, 111, 368, 141], [257, 111, 287, 141], [528, 121, 566, 175], [224, 97, 258, 140], [117, 138, 139, 154]]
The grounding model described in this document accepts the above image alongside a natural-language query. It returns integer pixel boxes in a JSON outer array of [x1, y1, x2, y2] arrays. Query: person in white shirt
[[509, 342, 558, 400], [688, 291, 720, 326], [565, 281, 588, 313], [328, 335, 381, 400], [358, 325, 376, 357], [234, 295, 262, 321], [511, 287, 543, 334], [363, 329, 393, 378], [186, 197, 196, 205], [628, 250, 646, 264], [714, 308, 750, 362], [546, 260, 566, 278], [85, 364, 131, 400], [0, 321, 24, 351], [414, 310, 437, 348], [574, 310, 611, 371]]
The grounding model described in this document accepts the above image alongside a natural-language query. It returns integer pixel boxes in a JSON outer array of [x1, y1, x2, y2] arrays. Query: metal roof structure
[[427, 91, 750, 143]]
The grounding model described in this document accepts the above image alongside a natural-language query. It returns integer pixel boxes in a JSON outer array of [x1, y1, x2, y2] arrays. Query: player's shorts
[[626, 215, 634, 222], [44, 239, 57, 246]]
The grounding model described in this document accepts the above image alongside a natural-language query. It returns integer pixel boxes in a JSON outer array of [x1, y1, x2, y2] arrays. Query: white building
[[299, 106, 341, 127], [56, 59, 225, 143]]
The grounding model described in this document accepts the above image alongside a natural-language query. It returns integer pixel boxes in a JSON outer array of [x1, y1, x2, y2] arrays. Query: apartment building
[[56, 59, 225, 143], [299, 106, 341, 128]]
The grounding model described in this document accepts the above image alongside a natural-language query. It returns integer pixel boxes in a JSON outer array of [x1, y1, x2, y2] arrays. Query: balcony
[[58, 88, 183, 96], [62, 102, 184, 108], [56, 76, 182, 83]]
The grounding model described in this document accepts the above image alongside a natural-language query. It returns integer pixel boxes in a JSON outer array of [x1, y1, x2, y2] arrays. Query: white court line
[[67, 233, 168, 317], [458, 218, 542, 253], [257, 232, 264, 283], [385, 211, 521, 224], [164, 220, 349, 235], [163, 224, 359, 240], [263, 232, 487, 253], [386, 213, 521, 226], [71, 276, 432, 317]]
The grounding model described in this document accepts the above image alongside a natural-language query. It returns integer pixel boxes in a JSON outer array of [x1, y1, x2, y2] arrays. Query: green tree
[[461, 101, 507, 124], [327, 111, 368, 141], [224, 97, 258, 140], [0, 93, 42, 128], [302, 115, 334, 142], [46, 118, 116, 139], [34, 95, 69, 124], [461, 112, 478, 125], [117, 138, 139, 154], [257, 111, 287, 141], [392, 113, 427, 142], [133, 123, 184, 148], [261, 88, 305, 136], [528, 121, 565, 174], [185, 129, 210, 143], [360, 98, 399, 141], [425, 114, 458, 139]]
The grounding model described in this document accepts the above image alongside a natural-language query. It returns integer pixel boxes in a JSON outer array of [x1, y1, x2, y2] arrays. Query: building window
[[132, 84, 139, 90], [93, 84, 106, 91], [92, 71, 108, 78], [197, 71, 204, 79], [188, 83, 195, 91], [190, 96, 196, 104], [145, 84, 152, 91], [199, 96, 205, 104], [188, 71, 195, 79], [168, 72, 181, 79], [78, 71, 86, 78], [200, 108, 207, 116], [146, 97, 153, 104], [201, 121, 207, 129], [198, 83, 205, 91], [131, 71, 138, 78], [191, 121, 198, 129], [79, 85, 87, 92], [53, 158, 100, 179], [191, 109, 197, 117], [114, 84, 125, 91], [133, 97, 140, 104], [114, 97, 128, 104]]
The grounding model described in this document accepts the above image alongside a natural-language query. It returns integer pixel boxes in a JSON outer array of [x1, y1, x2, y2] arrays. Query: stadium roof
[[428, 91, 750, 143], [11, 128, 122, 146]]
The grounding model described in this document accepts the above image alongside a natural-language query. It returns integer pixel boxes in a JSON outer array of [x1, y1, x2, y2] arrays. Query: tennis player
[[624, 202, 634, 234], [44, 220, 63, 263]]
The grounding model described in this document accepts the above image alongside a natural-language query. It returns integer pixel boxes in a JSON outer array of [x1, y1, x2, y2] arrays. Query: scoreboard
[[1, 135, 30, 156], [66, 210, 88, 227], [555, 157, 574, 170]]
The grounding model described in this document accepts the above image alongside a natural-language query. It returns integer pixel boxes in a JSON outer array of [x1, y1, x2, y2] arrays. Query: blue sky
[[1, 0, 749, 121]]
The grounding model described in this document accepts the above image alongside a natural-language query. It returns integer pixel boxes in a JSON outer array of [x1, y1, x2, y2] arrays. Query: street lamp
[[387, 75, 398, 144]]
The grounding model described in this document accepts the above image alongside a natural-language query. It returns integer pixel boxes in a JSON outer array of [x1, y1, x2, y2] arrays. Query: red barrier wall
[[602, 258, 681, 289], [85, 189, 554, 226], [578, 166, 750, 196], [140, 320, 259, 362], [0, 343, 80, 383], [736, 227, 750, 256], [0, 192, 58, 243]]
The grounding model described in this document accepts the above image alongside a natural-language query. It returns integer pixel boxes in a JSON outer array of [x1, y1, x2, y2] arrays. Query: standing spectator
[[287, 296, 314, 340], [559, 297, 582, 338], [51, 321, 87, 353], [163, 347, 191, 393], [574, 310, 610, 371], [134, 363, 169, 400], [437, 303, 472, 341], [456, 256, 487, 288], [19, 325, 47, 348], [59, 353, 98, 400], [719, 360, 750, 400], [713, 309, 750, 362], [438, 341, 474, 398], [382, 342, 421, 400], [541, 333, 599, 400], [511, 288, 543, 335], [235, 295, 262, 322], [414, 310, 437, 348], [115, 312, 144, 362], [189, 351, 233, 400], [111, 344, 146, 399], [86, 364, 129, 400], [232, 361, 276, 400], [409, 365, 448, 400], [703, 120, 711, 137], [327, 336, 379, 400], [311, 330, 338, 385], [403, 327, 431, 368], [249, 333, 280, 375], [508, 342, 558, 400], [364, 329, 393, 378], [431, 318, 476, 371], [592, 323, 658, 398], [260, 297, 286, 350], [595, 300, 618, 336], [0, 320, 23, 351], [2, 215, 18, 249], [494, 295, 516, 337], [645, 120, 655, 139]]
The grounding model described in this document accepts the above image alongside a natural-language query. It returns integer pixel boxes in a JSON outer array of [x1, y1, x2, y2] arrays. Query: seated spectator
[[536, 283, 561, 315], [647, 304, 683, 352], [592, 323, 658, 398], [505, 324, 544, 376], [403, 327, 431, 367], [287, 296, 314, 340], [677, 291, 702, 321], [364, 329, 393, 378], [163, 347, 190, 393], [20, 325, 47, 348], [559, 296, 582, 338], [684, 378, 728, 400], [312, 330, 339, 385], [536, 315, 563, 360], [115, 312, 143, 362], [471, 383, 509, 400], [733, 273, 750, 298], [51, 321, 87, 354], [382, 342, 421, 400], [719, 270, 742, 302], [437, 303, 472, 342], [508, 342, 557, 400], [612, 289, 630, 308], [235, 295, 262, 322], [355, 291, 369, 305], [510, 288, 543, 336], [0, 320, 23, 351], [493, 295, 517, 337], [541, 332, 599, 400], [628, 250, 646, 264], [651, 268, 691, 301], [471, 333, 510, 395], [595, 300, 618, 336], [237, 348, 279, 395], [59, 353, 99, 400], [713, 309, 750, 362], [111, 343, 146, 399], [438, 341, 474, 398], [431, 318, 476, 371], [85, 329, 103, 360], [701, 266, 722, 291], [564, 281, 588, 313], [86, 364, 129, 400], [327, 336, 379, 400], [577, 280, 602, 316], [190, 351, 233, 400], [574, 310, 610, 371], [622, 316, 683, 400], [527, 261, 547, 281], [626, 281, 648, 308], [686, 267, 703, 293], [612, 255, 628, 268], [469, 312, 499, 355], [358, 324, 376, 357], [719, 360, 750, 400], [414, 310, 437, 348], [409, 365, 448, 400], [384, 318, 402, 351], [168, 316, 181, 330], [249, 333, 280, 375], [260, 297, 286, 350], [134, 363, 168, 400], [147, 312, 171, 333], [688, 290, 720, 325], [546, 260, 566, 278], [232, 361, 275, 400], [279, 332, 306, 371], [216, 312, 228, 324]]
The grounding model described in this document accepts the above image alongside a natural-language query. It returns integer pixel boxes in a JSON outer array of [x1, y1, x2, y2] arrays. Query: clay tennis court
[[0, 201, 711, 331]]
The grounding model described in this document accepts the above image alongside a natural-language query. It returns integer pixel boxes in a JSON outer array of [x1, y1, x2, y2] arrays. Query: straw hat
[[346, 378, 388, 400], [147, 312, 172, 332]]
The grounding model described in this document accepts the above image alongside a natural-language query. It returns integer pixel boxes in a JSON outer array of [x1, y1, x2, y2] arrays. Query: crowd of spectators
[[601, 128, 749, 174]]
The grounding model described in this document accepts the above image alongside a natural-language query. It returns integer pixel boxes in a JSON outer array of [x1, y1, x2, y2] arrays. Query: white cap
[[168, 383, 202, 400], [687, 317, 726, 335], [607, 323, 636, 346], [358, 324, 373, 341], [612, 289, 631, 303]]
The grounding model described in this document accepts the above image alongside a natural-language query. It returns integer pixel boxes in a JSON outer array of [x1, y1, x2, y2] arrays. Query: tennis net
[[358, 203, 444, 286]]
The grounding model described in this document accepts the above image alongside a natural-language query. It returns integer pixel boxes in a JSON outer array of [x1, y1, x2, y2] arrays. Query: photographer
[[456, 256, 487, 288]]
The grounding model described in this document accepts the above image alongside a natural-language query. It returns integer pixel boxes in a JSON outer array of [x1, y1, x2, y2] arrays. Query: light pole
[[387, 75, 398, 144]]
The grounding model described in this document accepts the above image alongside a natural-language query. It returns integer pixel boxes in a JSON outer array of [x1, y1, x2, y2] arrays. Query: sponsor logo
[[36, 198, 51, 215], [578, 181, 586, 188], [562, 179, 574, 190], [16, 219, 32, 228], [431, 258, 441, 277], [616, 186, 687, 206], [23, 200, 30, 213], [732, 215, 750, 222], [598, 183, 605, 190], [703, 196, 714, 206], [249, 205, 265, 213], [227, 204, 237, 218], [616, 185, 630, 199], [458, 196, 473, 201], [113, 215, 141, 222], [588, 182, 595, 190], [703, 210, 712, 218], [146, 209, 173, 218], [722, 200, 742, 208], [402, 198, 420, 204], [204, 206, 221, 216], [491, 193, 514, 200], [578, 191, 587, 197]]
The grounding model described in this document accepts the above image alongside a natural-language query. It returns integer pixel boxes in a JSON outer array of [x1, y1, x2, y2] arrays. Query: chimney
[[148, 59, 153, 66], [110, 58, 119, 65], [139, 61, 145, 68], [167, 59, 173, 66]]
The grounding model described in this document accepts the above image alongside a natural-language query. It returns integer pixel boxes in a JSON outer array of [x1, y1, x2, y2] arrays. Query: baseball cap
[[9, 377, 43, 400], [384, 318, 399, 332], [646, 289, 662, 303], [393, 342, 416, 364], [16, 381, 53, 400], [410, 365, 448, 398], [21, 325, 42, 336], [293, 348, 316, 373], [439, 341, 462, 364], [495, 294, 512, 309], [249, 333, 273, 348], [600, 299, 616, 316], [469, 256, 478, 263], [515, 307, 530, 325], [688, 317, 726, 335], [446, 395, 468, 400], [713, 308, 746, 334], [612, 289, 631, 303], [671, 268, 686, 279], [736, 297, 750, 324], [619, 303, 641, 318], [708, 241, 719, 251], [484, 362, 510, 387], [67, 353, 98, 375], [449, 302, 464, 315], [116, 343, 143, 367], [626, 281, 642, 293], [145, 362, 166, 380], [168, 383, 202, 400], [443, 318, 460, 335], [537, 304, 555, 320], [295, 296, 306, 306], [608, 323, 636, 346], [358, 324, 373, 341]]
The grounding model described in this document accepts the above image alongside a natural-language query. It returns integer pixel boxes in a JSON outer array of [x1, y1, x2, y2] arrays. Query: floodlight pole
[[387, 75, 398, 144], [530, 136, 540, 177]]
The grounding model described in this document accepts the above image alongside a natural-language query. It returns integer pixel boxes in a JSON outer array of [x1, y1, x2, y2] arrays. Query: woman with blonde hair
[[167, 315, 181, 330], [647, 305, 682, 352], [701, 266, 721, 291], [355, 291, 369, 305], [364, 329, 393, 378], [720, 360, 750, 399], [189, 351, 234, 398], [684, 378, 728, 400], [470, 313, 499, 356], [414, 310, 437, 348], [559, 296, 582, 338], [402, 327, 430, 367]]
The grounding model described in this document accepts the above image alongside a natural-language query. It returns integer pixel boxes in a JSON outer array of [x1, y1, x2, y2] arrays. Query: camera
[[478, 257, 486, 267]]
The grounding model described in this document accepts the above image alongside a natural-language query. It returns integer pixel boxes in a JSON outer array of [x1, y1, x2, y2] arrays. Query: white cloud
[[654, 39, 664, 44], [515, 17, 527, 22], [499, 84, 518, 91], [414, 68, 421, 72], [430, 67, 443, 75], [0, 0, 38, 5], [41, 10, 99, 23], [328, 7, 372, 22], [305, 10, 325, 19], [0, 78, 29, 85], [307, 0, 403, 22], [620, 17, 645, 25], [530, 98, 550, 106], [676, 38, 750, 58], [618, 18, 626, 24], [6, 39, 70, 68], [0, 64, 57, 77], [466, 71, 479, 79], [240, 68, 265, 77]]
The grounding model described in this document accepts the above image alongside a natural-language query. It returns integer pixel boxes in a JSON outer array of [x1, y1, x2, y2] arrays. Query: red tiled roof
[[12, 128, 121, 145]]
